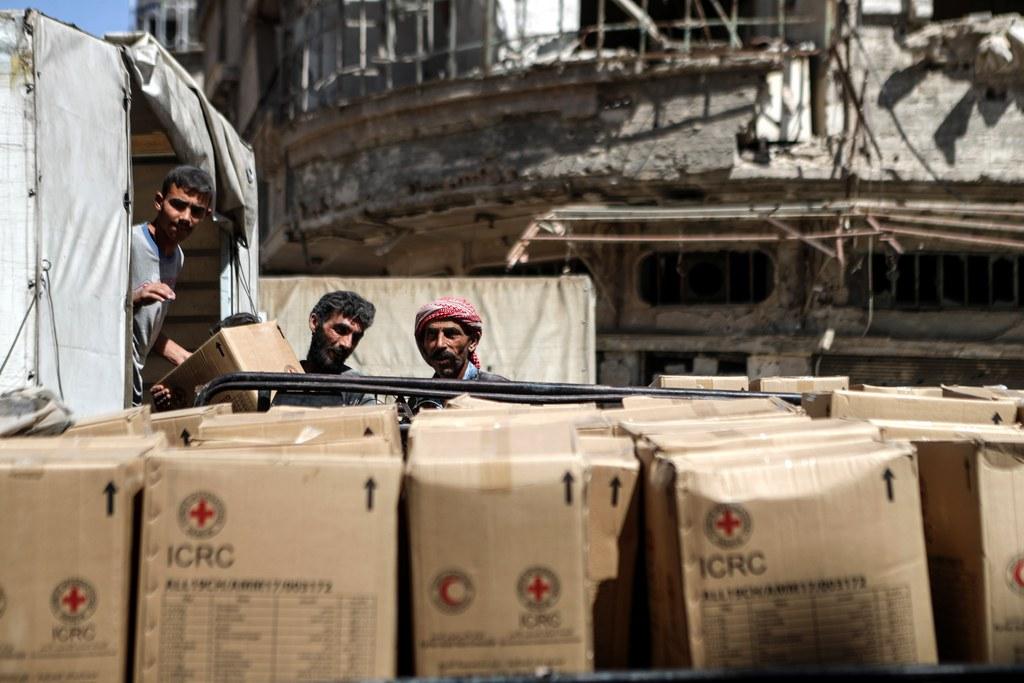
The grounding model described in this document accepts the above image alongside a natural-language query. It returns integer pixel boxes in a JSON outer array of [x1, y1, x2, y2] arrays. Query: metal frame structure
[[278, 0, 819, 118], [194, 372, 802, 409], [506, 201, 1024, 270]]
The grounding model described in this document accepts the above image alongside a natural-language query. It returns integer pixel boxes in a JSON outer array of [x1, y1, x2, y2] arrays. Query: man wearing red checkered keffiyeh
[[413, 297, 508, 381]]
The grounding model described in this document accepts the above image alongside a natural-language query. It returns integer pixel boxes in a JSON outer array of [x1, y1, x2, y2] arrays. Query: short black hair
[[162, 165, 214, 201], [209, 312, 261, 336], [311, 291, 375, 329]]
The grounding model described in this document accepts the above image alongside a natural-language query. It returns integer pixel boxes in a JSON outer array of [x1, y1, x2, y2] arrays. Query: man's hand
[[133, 282, 176, 307], [150, 383, 177, 411], [153, 334, 191, 366]]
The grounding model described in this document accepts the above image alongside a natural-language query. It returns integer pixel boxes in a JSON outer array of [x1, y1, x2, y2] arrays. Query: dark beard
[[430, 349, 464, 378], [307, 326, 351, 374]]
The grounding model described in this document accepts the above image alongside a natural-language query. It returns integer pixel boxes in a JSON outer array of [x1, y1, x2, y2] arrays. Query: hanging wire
[[235, 236, 258, 314], [862, 236, 874, 337], [40, 260, 65, 399]]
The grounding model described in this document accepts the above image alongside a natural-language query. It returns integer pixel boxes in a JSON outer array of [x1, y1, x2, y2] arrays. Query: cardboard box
[[577, 435, 640, 670], [134, 447, 401, 681], [751, 376, 849, 392], [611, 397, 796, 419], [416, 403, 603, 422], [943, 385, 1024, 423], [941, 385, 1024, 402], [412, 407, 611, 440], [608, 408, 801, 440], [853, 384, 944, 398], [650, 375, 750, 391], [870, 419, 1024, 442], [824, 390, 1017, 425], [634, 419, 880, 454], [64, 405, 153, 437], [444, 395, 599, 413], [149, 404, 232, 446], [190, 437, 397, 459], [193, 404, 402, 454], [406, 419, 592, 676], [915, 439, 1024, 662], [156, 322, 303, 412], [643, 439, 937, 667], [0, 439, 150, 682], [618, 415, 811, 441]]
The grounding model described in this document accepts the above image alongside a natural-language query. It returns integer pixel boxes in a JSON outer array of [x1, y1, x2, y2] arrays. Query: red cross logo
[[705, 504, 752, 548], [179, 491, 226, 539], [527, 575, 551, 603], [189, 499, 216, 528], [50, 578, 96, 623], [517, 567, 560, 611], [62, 586, 87, 614], [715, 509, 743, 537]]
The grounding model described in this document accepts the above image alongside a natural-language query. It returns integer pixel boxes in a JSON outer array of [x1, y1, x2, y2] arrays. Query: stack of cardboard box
[[408, 404, 641, 673], [6, 379, 1024, 676], [620, 413, 937, 667], [0, 437, 160, 681], [136, 404, 403, 681], [406, 414, 593, 675], [133, 436, 401, 680]]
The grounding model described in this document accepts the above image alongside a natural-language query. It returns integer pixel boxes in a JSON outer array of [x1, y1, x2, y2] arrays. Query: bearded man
[[414, 297, 508, 381], [273, 291, 377, 407]]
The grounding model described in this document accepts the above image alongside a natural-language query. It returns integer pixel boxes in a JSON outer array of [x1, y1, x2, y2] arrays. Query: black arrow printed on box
[[993, 412, 1003, 425], [364, 477, 376, 511], [610, 476, 622, 507], [216, 342, 225, 357], [882, 468, 895, 502], [180, 429, 191, 446], [562, 471, 574, 505], [103, 481, 118, 516]]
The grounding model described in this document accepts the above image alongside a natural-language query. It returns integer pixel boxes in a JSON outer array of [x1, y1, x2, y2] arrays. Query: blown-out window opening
[[639, 250, 774, 306], [862, 252, 1024, 309]]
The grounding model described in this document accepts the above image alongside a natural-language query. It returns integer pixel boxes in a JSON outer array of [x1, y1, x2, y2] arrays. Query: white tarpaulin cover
[[122, 33, 258, 247], [260, 276, 596, 383], [0, 13, 36, 395], [0, 11, 130, 414], [35, 15, 131, 413]]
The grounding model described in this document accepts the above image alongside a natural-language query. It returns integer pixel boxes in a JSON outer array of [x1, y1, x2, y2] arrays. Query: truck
[[0, 9, 258, 416]]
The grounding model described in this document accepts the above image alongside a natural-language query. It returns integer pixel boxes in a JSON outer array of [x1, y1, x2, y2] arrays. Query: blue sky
[[6, 1, 134, 37]]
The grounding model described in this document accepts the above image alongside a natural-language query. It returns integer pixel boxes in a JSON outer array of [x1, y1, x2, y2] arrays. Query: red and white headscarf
[[414, 296, 484, 368]]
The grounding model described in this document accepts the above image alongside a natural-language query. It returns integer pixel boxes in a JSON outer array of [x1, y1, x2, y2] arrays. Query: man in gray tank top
[[130, 166, 213, 406]]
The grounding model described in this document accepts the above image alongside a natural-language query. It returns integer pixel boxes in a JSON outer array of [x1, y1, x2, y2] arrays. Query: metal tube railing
[[193, 372, 802, 408]]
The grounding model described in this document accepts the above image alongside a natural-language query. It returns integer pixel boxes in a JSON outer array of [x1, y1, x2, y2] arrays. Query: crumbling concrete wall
[[846, 18, 1024, 184], [279, 64, 767, 234]]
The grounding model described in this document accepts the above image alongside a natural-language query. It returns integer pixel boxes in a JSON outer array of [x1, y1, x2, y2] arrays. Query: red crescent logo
[[439, 576, 460, 607], [430, 570, 474, 613], [1006, 554, 1024, 595]]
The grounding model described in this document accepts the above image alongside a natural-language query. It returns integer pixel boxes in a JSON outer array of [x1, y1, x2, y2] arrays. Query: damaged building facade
[[201, 0, 1024, 386]]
